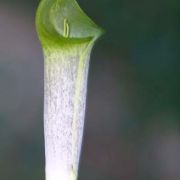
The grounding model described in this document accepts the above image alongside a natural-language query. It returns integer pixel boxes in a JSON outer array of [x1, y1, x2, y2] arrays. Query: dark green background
[[0, 0, 180, 179]]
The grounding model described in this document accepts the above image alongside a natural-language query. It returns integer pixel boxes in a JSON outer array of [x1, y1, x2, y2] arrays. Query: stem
[[36, 0, 104, 179]]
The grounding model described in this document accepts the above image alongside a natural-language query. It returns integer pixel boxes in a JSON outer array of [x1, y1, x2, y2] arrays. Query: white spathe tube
[[44, 45, 91, 180]]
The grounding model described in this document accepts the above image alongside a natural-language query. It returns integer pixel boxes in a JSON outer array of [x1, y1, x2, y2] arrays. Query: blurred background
[[0, 0, 180, 179]]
